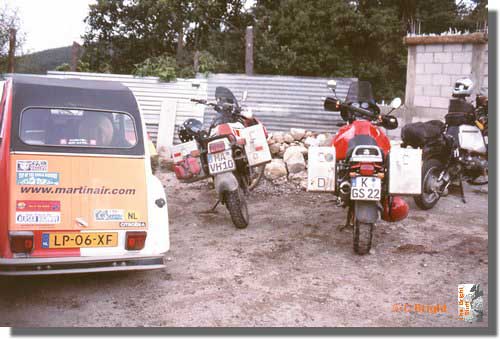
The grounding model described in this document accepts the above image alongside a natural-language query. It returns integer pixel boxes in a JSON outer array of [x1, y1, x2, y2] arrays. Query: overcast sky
[[5, 0, 96, 53]]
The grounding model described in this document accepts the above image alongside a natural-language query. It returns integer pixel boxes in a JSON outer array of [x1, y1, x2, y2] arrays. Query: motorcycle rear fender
[[354, 200, 379, 224], [214, 172, 239, 195]]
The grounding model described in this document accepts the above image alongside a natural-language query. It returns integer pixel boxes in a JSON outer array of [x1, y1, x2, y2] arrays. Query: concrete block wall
[[404, 33, 488, 123]]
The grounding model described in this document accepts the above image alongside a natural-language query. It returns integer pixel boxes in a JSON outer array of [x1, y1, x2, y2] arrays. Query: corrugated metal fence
[[47, 71, 355, 145], [204, 74, 354, 133]]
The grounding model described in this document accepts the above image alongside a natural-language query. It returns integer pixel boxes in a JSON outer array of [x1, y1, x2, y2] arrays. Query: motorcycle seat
[[346, 135, 379, 160]]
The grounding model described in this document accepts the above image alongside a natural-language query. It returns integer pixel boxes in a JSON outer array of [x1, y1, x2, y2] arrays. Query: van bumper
[[0, 254, 166, 276]]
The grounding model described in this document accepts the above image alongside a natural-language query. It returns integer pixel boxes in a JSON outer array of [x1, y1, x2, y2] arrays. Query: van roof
[[8, 75, 145, 156], [10, 75, 141, 118]]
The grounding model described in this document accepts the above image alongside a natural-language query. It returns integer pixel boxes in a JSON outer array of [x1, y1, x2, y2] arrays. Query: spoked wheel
[[247, 164, 265, 191], [414, 159, 444, 210], [224, 188, 249, 229], [353, 219, 373, 255]]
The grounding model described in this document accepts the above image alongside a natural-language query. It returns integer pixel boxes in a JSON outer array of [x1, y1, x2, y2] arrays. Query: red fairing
[[332, 120, 391, 160], [215, 124, 234, 137]]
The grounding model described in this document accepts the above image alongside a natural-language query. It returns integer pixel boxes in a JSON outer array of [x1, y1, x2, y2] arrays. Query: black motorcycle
[[401, 84, 488, 210]]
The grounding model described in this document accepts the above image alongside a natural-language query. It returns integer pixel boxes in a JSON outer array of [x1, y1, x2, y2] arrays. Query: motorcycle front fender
[[354, 200, 380, 224], [214, 172, 239, 195]]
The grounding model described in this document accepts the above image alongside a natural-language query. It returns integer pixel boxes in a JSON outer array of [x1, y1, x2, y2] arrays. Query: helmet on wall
[[452, 78, 474, 98], [381, 196, 409, 222], [178, 119, 203, 143]]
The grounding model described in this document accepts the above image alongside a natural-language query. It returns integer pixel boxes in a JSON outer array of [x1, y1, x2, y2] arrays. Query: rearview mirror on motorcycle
[[390, 97, 402, 109], [324, 97, 340, 112], [327, 80, 337, 90]]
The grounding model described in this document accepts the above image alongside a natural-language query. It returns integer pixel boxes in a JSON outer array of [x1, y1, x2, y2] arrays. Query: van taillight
[[126, 232, 146, 251], [10, 232, 34, 254]]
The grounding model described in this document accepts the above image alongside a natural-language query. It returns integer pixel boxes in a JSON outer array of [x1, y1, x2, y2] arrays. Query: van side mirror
[[327, 80, 337, 90], [390, 97, 402, 109], [324, 97, 340, 112]]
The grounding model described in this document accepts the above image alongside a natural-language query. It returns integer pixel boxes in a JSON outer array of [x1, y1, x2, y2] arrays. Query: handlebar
[[339, 102, 377, 120]]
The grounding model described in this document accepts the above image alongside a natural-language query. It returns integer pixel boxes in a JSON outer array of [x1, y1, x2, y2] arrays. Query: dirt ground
[[0, 171, 489, 328]]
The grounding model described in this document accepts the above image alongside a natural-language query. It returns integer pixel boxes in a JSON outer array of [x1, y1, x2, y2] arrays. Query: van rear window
[[20, 108, 137, 148]]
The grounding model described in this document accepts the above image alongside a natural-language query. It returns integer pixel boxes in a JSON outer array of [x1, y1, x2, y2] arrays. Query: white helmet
[[452, 78, 474, 97]]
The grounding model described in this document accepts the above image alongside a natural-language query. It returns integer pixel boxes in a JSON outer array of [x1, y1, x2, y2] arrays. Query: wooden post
[[7, 28, 16, 73], [71, 41, 81, 72], [193, 50, 200, 73], [245, 26, 254, 75]]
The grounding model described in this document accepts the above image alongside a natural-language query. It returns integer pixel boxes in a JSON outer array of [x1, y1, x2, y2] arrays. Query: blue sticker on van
[[41, 233, 50, 248], [16, 172, 60, 185]]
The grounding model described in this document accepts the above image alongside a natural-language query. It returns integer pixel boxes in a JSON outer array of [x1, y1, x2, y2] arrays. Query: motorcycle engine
[[461, 154, 488, 179]]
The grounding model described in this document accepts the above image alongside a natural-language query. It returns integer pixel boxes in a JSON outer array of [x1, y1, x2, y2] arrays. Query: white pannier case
[[458, 125, 487, 154], [170, 140, 200, 164], [241, 124, 272, 167], [307, 146, 336, 192], [388, 147, 422, 195]]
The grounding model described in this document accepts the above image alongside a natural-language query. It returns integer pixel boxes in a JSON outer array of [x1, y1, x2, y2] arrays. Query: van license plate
[[41, 232, 118, 249], [207, 150, 235, 174], [351, 176, 381, 201]]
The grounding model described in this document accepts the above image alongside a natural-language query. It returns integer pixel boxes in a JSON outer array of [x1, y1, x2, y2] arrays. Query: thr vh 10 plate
[[207, 150, 236, 174]]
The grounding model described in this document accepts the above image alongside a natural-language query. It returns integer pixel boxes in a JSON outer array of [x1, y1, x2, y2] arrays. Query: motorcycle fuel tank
[[333, 120, 391, 160]]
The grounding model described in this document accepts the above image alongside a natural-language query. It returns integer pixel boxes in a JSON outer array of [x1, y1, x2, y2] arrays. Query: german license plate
[[41, 232, 118, 249], [350, 176, 381, 201], [207, 150, 235, 174]]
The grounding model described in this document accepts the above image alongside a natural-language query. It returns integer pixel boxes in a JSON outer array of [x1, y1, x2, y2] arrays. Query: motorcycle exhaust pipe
[[339, 181, 351, 195]]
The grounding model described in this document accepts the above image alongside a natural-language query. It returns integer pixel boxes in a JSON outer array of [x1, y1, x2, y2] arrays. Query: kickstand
[[211, 199, 221, 211], [459, 174, 466, 204], [337, 205, 354, 231]]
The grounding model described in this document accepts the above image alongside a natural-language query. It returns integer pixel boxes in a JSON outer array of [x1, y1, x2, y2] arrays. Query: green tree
[[253, 0, 407, 99], [82, 0, 250, 75], [0, 5, 24, 73]]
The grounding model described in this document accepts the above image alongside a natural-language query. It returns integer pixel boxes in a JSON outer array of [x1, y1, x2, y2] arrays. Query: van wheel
[[414, 159, 443, 210], [353, 219, 373, 255], [225, 189, 249, 229]]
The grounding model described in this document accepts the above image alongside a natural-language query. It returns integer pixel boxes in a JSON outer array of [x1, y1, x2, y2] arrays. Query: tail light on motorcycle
[[208, 141, 227, 154], [359, 164, 375, 176]]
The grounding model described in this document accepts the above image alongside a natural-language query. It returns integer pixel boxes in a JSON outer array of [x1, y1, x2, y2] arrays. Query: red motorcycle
[[309, 80, 420, 254]]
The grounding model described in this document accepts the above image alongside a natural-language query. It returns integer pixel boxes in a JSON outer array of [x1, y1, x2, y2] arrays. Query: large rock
[[273, 132, 285, 144], [283, 133, 295, 144], [304, 136, 319, 148], [290, 128, 306, 141], [269, 143, 281, 155], [317, 133, 333, 146], [264, 159, 287, 180], [283, 146, 306, 174]]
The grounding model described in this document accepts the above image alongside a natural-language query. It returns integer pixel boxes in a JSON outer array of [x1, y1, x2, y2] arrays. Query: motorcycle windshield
[[346, 81, 375, 103], [215, 87, 239, 107]]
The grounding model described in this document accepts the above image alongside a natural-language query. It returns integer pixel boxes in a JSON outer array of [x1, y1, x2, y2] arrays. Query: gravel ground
[[0, 171, 489, 327]]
